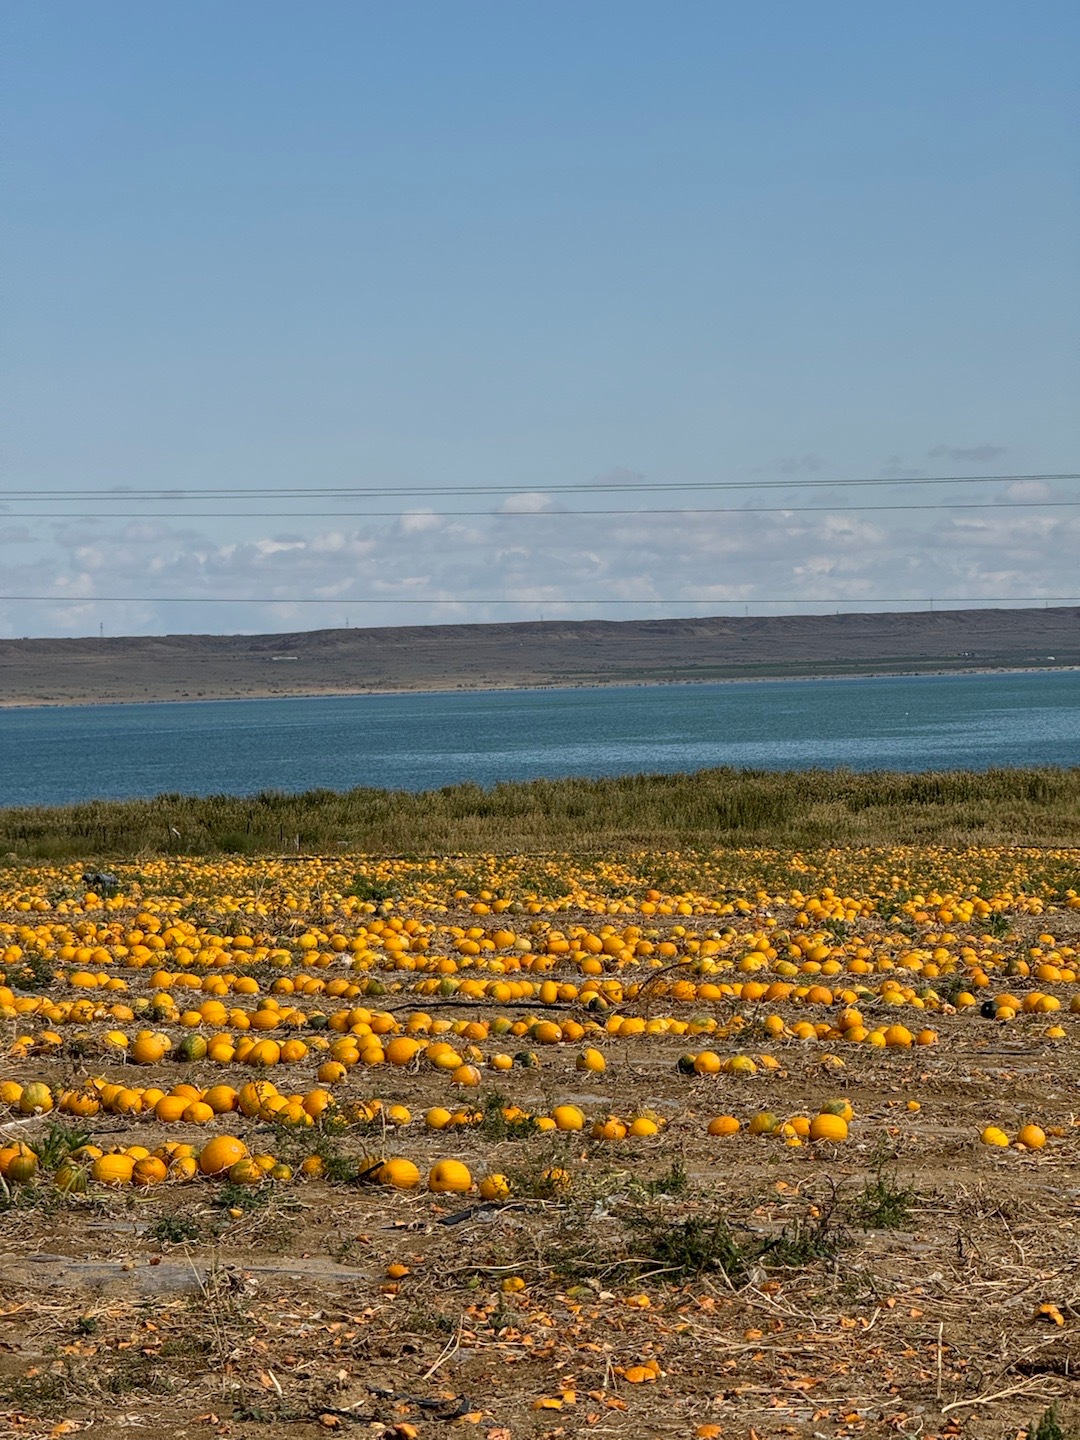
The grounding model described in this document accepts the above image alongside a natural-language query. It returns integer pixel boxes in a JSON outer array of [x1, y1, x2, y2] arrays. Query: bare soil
[[3, 910, 1080, 1439]]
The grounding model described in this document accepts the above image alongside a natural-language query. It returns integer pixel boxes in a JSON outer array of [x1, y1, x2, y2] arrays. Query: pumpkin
[[593, 1116, 629, 1140], [154, 1095, 188, 1123], [18, 1081, 54, 1115], [227, 1158, 265, 1186], [707, 1115, 740, 1136], [809, 1113, 849, 1142], [198, 1135, 249, 1176], [203, 1085, 238, 1115], [428, 1159, 472, 1193], [379, 1157, 421, 1189], [575, 1048, 606, 1073], [749, 1111, 781, 1135], [130, 1033, 167, 1065], [132, 1156, 168, 1186], [538, 1166, 571, 1194], [820, 1098, 854, 1121], [168, 1155, 199, 1183], [238, 1080, 278, 1117], [478, 1173, 511, 1201], [980, 1125, 1010, 1147], [176, 1034, 208, 1062], [93, 1153, 135, 1187], [1, 1143, 38, 1184], [552, 1104, 584, 1132], [55, 1160, 89, 1194], [628, 1116, 659, 1137], [384, 1037, 421, 1067], [61, 1087, 100, 1118], [300, 1088, 333, 1119], [249, 1039, 282, 1067]]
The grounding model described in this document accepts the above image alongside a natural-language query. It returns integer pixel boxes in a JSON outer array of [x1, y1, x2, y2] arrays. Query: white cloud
[[399, 509, 441, 533], [0, 499, 1077, 638], [1005, 479, 1051, 502], [497, 492, 557, 514]]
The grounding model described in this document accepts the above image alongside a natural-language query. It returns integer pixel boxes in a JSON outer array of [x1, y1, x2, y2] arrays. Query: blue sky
[[3, 2, 1078, 636]]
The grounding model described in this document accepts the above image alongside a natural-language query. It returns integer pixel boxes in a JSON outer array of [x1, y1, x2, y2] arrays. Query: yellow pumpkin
[[238, 1080, 278, 1116], [478, 1173, 511, 1201], [575, 1048, 606, 1073], [154, 1095, 188, 1123], [980, 1125, 1010, 1147], [428, 1159, 472, 1193], [552, 1104, 584, 1132], [379, 1157, 421, 1190], [203, 1085, 239, 1115], [168, 1155, 199, 1183]]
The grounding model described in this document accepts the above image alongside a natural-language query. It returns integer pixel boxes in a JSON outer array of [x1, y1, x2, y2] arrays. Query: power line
[[2, 595, 1078, 606], [2, 500, 1078, 520], [1, 471, 1076, 500]]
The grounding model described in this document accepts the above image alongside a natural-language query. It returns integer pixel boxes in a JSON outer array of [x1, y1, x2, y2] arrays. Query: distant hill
[[1, 606, 1078, 706]]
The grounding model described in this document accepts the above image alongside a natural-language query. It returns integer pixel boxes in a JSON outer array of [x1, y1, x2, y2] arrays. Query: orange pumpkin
[[93, 1153, 135, 1187], [198, 1135, 249, 1176]]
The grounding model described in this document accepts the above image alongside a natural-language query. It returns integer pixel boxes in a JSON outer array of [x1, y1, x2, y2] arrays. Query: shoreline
[[2, 662, 1079, 713]]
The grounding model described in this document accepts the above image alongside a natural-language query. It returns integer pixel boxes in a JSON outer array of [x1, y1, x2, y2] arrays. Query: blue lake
[[1, 670, 1078, 807]]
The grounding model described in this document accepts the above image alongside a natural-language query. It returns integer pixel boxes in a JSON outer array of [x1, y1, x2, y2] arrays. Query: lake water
[[1, 671, 1078, 807]]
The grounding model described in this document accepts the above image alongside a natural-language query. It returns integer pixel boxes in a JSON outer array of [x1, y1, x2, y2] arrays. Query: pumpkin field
[[2, 845, 1079, 1440]]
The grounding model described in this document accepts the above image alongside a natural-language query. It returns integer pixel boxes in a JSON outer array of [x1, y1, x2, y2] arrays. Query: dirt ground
[[2, 863, 1080, 1440]]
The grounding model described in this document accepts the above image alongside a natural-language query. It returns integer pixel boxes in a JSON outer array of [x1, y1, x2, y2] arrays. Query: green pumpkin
[[55, 1161, 89, 1194], [176, 1033, 208, 1062]]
